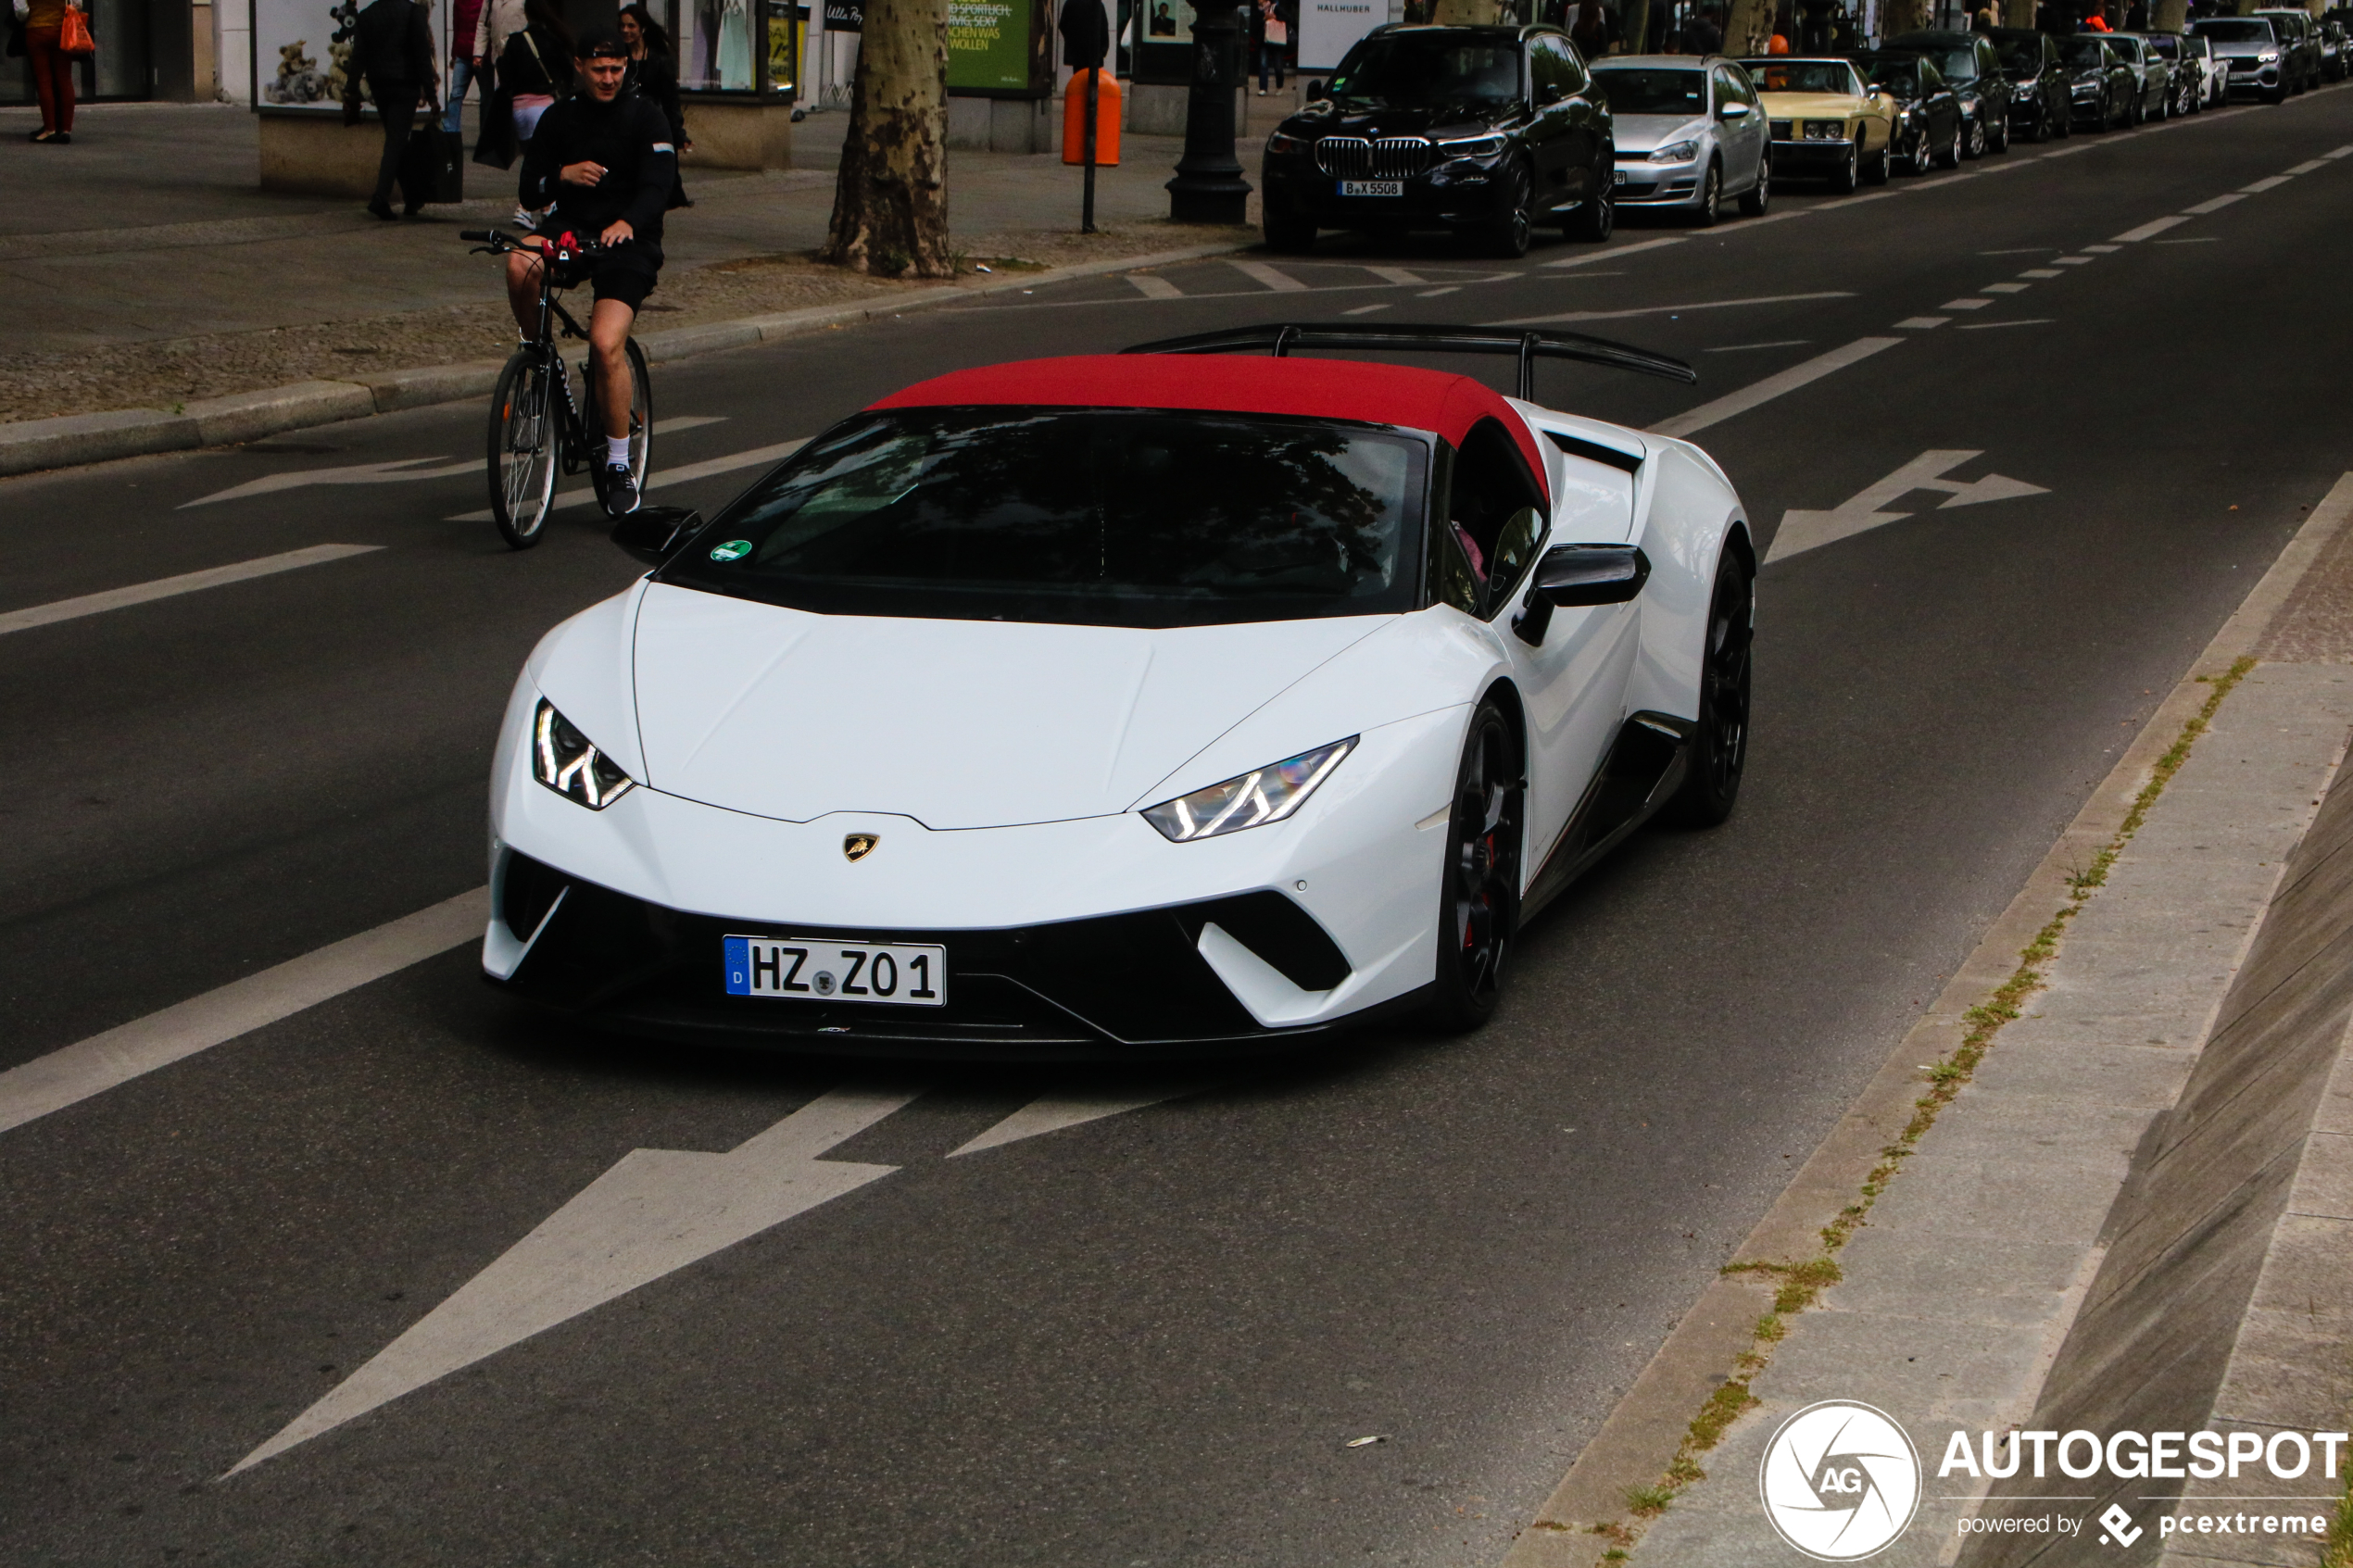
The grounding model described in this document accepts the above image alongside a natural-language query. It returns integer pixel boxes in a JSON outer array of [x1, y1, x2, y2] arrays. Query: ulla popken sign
[[822, 0, 861, 30]]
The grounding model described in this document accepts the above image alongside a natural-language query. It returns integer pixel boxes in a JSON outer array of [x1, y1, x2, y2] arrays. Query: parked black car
[[2190, 15, 2289, 102], [1847, 49, 1964, 171], [1883, 30, 2013, 156], [2321, 19, 2348, 81], [2059, 34, 2135, 130], [2103, 33, 2173, 123], [1987, 27, 2070, 141], [2136, 31, 2203, 116], [1260, 24, 1616, 257]]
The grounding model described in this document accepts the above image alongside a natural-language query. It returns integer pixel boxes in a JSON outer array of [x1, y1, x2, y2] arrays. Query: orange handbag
[[58, 4, 96, 56]]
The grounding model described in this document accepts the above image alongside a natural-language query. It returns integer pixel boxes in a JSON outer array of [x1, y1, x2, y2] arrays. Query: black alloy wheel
[[1426, 701, 1524, 1032], [1901, 126, 1929, 174], [1939, 119, 1964, 167], [1738, 156, 1770, 216], [1863, 130, 1892, 182], [1565, 160, 1615, 241], [1663, 548, 1755, 827], [1991, 107, 2010, 151], [1484, 159, 1535, 258], [1693, 158, 1723, 224], [1963, 113, 1986, 157]]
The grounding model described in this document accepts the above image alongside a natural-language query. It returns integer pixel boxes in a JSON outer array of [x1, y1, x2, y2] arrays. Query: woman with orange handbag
[[22, 0, 86, 143]]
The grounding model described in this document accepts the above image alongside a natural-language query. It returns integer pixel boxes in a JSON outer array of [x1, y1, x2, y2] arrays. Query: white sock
[[606, 435, 632, 468]]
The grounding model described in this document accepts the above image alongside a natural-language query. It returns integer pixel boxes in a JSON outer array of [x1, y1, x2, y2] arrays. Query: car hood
[[1755, 91, 1867, 115], [1611, 114, 1709, 153], [1286, 102, 1516, 139], [623, 584, 1392, 829]]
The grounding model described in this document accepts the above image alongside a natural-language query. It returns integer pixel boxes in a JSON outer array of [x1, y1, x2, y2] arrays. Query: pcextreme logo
[[1758, 1401, 1923, 1561]]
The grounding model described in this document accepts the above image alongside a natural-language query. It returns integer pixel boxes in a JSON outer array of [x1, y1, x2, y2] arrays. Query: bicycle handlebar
[[462, 228, 610, 261]]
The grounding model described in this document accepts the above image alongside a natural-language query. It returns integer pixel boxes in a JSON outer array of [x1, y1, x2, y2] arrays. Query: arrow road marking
[[445, 436, 809, 523], [1768, 449, 2047, 563], [182, 417, 728, 508], [227, 1085, 921, 1476], [949, 1085, 1207, 1157]]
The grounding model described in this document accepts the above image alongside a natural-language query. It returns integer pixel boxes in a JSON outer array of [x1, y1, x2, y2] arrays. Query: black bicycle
[[462, 228, 652, 550]]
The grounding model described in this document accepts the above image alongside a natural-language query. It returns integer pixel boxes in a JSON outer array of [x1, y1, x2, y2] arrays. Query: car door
[[1975, 37, 2008, 125], [1527, 35, 1581, 207], [1712, 63, 1763, 188]]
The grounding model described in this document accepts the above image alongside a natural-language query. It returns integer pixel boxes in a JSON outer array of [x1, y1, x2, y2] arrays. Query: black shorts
[[548, 248, 661, 313]]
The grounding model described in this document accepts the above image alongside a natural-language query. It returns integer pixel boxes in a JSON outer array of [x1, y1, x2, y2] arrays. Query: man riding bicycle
[[504, 26, 676, 517]]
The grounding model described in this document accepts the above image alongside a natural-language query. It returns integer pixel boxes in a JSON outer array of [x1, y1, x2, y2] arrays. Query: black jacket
[[349, 0, 435, 94], [519, 93, 678, 257], [497, 22, 573, 97], [624, 50, 687, 143]]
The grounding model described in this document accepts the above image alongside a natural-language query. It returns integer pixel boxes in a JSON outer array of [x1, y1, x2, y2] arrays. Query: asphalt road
[[4, 87, 2350, 1567]]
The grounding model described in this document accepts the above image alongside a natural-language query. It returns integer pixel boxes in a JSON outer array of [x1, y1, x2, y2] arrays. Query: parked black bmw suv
[[1261, 24, 1616, 257]]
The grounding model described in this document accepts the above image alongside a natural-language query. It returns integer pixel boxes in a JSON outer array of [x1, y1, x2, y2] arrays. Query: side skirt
[[1519, 711, 1695, 924]]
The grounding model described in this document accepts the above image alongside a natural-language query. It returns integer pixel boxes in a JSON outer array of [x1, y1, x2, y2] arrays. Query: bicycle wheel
[[487, 347, 560, 550]]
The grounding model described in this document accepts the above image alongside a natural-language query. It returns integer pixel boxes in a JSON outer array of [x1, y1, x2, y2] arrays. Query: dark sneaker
[[598, 461, 641, 518]]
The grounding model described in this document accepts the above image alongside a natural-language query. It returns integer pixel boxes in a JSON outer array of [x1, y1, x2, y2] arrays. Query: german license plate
[[1339, 179, 1403, 196], [724, 935, 946, 1006]]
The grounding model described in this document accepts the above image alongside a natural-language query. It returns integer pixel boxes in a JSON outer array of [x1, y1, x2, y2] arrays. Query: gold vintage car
[[1735, 56, 1898, 193]]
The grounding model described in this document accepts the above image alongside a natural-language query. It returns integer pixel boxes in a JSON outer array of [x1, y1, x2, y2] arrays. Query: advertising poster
[[765, 1, 805, 92], [254, 0, 450, 107], [1298, 0, 1378, 70], [946, 0, 1034, 90], [1142, 0, 1193, 42]]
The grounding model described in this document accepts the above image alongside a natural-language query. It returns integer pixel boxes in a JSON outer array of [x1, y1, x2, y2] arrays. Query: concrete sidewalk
[[1504, 477, 2353, 1568]]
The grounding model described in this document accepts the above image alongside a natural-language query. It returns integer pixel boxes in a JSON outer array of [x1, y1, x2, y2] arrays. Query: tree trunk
[[1877, 0, 1931, 38], [1723, 0, 1776, 55], [820, 0, 952, 279], [1618, 0, 1651, 56]]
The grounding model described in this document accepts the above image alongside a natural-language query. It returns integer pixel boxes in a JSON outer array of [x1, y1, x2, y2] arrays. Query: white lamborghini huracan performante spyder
[[483, 325, 1754, 1056]]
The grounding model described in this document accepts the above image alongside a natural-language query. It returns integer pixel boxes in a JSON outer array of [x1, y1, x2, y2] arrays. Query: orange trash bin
[[1063, 69, 1122, 166]]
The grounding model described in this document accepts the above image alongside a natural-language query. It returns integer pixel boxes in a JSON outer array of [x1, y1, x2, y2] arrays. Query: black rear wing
[[1122, 321, 1696, 402]]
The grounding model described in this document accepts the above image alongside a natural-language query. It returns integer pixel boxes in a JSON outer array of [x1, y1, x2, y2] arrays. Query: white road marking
[[227, 1085, 921, 1475], [1416, 286, 1460, 298], [1769, 449, 2045, 563], [2151, 236, 2220, 244], [1364, 265, 1423, 284], [1126, 274, 1183, 299], [1978, 247, 2048, 255], [447, 437, 808, 522], [2113, 215, 2189, 242], [1982, 282, 2031, 294], [1943, 298, 1993, 309], [2040, 144, 2095, 157], [1892, 317, 1948, 330], [1543, 235, 1684, 269], [1492, 290, 1851, 327], [2017, 269, 2062, 279], [2239, 174, 2292, 192], [949, 1087, 1203, 1158], [0, 544, 384, 638], [2081, 243, 2121, 253], [2055, 256, 2095, 265], [2183, 193, 2245, 214], [2327, 144, 2353, 159], [1648, 336, 1900, 440], [1703, 339, 1811, 352], [1342, 303, 1391, 316], [2283, 158, 2329, 175], [1954, 317, 2054, 330], [1229, 259, 1311, 292], [0, 887, 484, 1136], [180, 417, 727, 509]]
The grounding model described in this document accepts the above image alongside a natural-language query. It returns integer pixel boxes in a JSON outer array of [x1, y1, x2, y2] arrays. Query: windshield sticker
[[710, 539, 754, 562]]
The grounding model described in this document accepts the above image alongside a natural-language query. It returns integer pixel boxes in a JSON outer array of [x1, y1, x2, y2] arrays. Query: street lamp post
[[1165, 0, 1252, 223]]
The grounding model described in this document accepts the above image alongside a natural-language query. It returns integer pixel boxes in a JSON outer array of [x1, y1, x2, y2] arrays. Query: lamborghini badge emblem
[[843, 833, 879, 862]]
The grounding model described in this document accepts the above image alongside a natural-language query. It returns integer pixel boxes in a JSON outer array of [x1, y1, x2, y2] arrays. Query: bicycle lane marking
[[0, 545, 384, 637]]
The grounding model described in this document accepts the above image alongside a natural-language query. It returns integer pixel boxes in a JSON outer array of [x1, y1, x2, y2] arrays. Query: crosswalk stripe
[[0, 544, 384, 636], [1229, 259, 1311, 292], [1127, 274, 1183, 299]]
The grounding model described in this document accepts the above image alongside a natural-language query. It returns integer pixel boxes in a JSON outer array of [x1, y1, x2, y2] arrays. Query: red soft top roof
[[871, 354, 1547, 503]]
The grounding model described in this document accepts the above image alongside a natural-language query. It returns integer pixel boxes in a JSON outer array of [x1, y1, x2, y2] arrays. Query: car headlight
[[1266, 131, 1310, 155], [1647, 138, 1702, 163], [1435, 132, 1506, 157], [532, 698, 637, 809], [2259, 49, 2281, 61], [1803, 119, 1844, 139], [1140, 738, 1356, 843]]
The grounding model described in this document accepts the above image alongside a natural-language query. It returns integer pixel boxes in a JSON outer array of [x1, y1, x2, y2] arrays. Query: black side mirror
[[1305, 77, 1327, 101], [1540, 81, 1567, 104], [1512, 543, 1650, 645], [611, 506, 704, 567]]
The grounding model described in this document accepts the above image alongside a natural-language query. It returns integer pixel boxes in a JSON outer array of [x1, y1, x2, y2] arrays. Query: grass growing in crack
[[1573, 657, 2258, 1553]]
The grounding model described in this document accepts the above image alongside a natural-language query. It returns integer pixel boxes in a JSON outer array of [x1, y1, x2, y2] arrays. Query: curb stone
[[1500, 475, 2353, 1568], [0, 239, 1249, 481]]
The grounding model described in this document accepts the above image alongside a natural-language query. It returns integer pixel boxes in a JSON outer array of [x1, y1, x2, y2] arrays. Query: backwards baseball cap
[[575, 25, 628, 57]]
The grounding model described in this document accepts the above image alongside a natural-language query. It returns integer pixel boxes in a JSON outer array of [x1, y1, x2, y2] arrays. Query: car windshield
[[2192, 19, 2273, 41], [1327, 34, 1522, 105], [1997, 40, 2043, 70], [2144, 34, 2180, 56], [1925, 46, 1980, 80], [661, 408, 1430, 629], [1737, 58, 1858, 93], [1592, 66, 1708, 113], [2108, 36, 2142, 58], [1848, 52, 1919, 94], [2061, 38, 2111, 65]]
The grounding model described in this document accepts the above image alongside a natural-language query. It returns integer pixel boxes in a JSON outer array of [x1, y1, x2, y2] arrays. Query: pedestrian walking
[[442, 0, 485, 134], [1252, 0, 1291, 94], [19, 0, 82, 143], [1681, 3, 1723, 53], [619, 3, 693, 207], [1570, 0, 1617, 59], [347, 0, 439, 219], [475, 0, 573, 222]]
